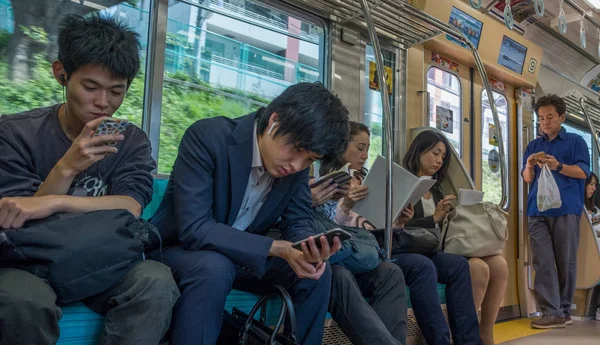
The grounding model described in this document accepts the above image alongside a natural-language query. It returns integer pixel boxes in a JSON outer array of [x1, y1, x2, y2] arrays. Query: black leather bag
[[216, 285, 298, 345], [372, 227, 441, 257]]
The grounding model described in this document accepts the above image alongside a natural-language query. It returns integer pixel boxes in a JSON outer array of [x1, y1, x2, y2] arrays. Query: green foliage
[[0, 54, 262, 174], [482, 161, 502, 204], [0, 55, 62, 112], [367, 134, 383, 168], [20, 26, 48, 44], [0, 30, 11, 56]]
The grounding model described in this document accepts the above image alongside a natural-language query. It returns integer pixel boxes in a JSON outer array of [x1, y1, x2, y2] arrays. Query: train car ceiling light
[[583, 0, 600, 10], [597, 29, 600, 57], [581, 13, 587, 49]]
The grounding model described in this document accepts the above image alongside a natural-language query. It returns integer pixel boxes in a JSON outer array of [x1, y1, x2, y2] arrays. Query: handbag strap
[[481, 203, 509, 241], [240, 285, 297, 345], [272, 285, 297, 342]]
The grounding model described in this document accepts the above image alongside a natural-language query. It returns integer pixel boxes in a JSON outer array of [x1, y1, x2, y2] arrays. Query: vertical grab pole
[[358, 0, 395, 259], [473, 48, 508, 208]]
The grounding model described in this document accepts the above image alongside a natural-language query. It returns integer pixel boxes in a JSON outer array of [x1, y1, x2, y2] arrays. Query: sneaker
[[565, 316, 573, 325], [531, 315, 567, 329]]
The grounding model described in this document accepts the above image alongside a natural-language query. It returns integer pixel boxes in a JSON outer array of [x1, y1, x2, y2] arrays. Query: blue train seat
[[56, 178, 447, 344]]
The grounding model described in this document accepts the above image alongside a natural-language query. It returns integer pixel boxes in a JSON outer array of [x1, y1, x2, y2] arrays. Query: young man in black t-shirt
[[0, 15, 179, 345]]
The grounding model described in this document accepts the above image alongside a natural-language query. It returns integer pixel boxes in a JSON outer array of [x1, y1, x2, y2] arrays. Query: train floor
[[495, 318, 599, 345]]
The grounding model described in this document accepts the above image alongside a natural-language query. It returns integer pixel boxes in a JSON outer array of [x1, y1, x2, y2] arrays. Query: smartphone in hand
[[94, 118, 130, 147], [291, 228, 352, 251]]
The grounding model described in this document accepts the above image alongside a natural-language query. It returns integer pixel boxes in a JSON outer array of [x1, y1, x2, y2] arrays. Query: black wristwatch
[[557, 163, 563, 172]]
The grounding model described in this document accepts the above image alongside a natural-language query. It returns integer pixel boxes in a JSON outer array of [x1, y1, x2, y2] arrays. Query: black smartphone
[[309, 171, 351, 189], [291, 228, 352, 251]]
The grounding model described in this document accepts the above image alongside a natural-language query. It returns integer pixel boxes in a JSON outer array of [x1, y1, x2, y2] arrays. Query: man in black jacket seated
[[0, 15, 179, 345]]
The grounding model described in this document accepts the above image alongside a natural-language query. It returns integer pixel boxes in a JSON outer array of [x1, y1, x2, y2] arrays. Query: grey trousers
[[0, 260, 180, 345], [529, 214, 581, 317], [329, 261, 407, 345]]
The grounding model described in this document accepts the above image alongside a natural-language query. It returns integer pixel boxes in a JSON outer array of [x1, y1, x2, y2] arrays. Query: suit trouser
[[0, 260, 179, 345], [160, 246, 331, 345], [329, 261, 407, 345], [529, 215, 581, 317]]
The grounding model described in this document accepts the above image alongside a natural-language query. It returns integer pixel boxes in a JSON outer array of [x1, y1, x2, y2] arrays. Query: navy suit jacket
[[151, 112, 317, 277]]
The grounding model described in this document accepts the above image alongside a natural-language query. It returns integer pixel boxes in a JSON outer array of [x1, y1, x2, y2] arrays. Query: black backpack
[[0, 209, 160, 304]]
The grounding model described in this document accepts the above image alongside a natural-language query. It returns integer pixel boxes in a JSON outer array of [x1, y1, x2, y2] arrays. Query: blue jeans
[[158, 246, 331, 345], [393, 252, 480, 345]]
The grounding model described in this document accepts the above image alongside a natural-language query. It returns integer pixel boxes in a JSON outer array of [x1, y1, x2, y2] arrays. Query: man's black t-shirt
[[0, 104, 156, 209]]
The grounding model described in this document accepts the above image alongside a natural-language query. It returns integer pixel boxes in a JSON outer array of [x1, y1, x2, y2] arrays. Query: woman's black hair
[[319, 121, 370, 176], [403, 130, 452, 189], [585, 172, 598, 212]]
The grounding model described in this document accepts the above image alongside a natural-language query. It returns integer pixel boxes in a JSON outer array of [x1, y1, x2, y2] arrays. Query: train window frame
[[563, 121, 595, 172], [362, 43, 397, 168], [148, 0, 329, 174], [426, 66, 463, 158], [480, 89, 510, 207]]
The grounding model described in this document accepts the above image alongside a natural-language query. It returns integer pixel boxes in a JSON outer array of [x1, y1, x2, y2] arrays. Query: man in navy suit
[[151, 82, 351, 345]]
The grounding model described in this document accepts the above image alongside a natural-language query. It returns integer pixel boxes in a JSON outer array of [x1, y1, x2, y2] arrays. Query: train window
[[563, 122, 593, 171], [364, 44, 395, 167], [0, 0, 150, 128], [427, 67, 462, 156], [157, 0, 324, 173], [481, 91, 509, 205]]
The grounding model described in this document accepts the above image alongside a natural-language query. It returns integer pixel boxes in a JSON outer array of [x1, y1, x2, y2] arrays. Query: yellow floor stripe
[[494, 318, 550, 343]]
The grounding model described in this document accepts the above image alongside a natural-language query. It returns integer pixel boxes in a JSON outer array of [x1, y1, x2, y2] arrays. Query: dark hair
[[257, 82, 350, 160], [318, 121, 370, 176], [403, 130, 451, 188], [58, 14, 141, 85], [585, 172, 598, 211], [534, 94, 566, 117]]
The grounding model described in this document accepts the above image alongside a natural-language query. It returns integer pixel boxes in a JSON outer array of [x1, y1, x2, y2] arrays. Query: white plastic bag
[[537, 164, 562, 212]]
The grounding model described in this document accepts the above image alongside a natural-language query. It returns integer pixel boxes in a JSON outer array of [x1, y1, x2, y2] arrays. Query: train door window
[[157, 0, 325, 173], [427, 67, 462, 156], [364, 44, 395, 167], [481, 90, 509, 205], [563, 122, 593, 171], [0, 0, 150, 127]]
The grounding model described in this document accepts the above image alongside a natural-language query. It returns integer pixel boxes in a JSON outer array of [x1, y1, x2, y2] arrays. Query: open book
[[353, 155, 437, 228], [310, 162, 357, 188]]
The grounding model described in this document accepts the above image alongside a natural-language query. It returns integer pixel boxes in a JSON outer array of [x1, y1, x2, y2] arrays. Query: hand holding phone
[[292, 228, 352, 251], [57, 117, 128, 176], [94, 118, 130, 147]]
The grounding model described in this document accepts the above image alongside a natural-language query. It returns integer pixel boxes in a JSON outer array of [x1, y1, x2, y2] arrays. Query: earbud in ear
[[268, 122, 278, 135], [60, 74, 66, 85]]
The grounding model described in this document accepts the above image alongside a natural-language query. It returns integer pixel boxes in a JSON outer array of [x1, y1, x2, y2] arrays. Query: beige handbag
[[440, 202, 508, 257]]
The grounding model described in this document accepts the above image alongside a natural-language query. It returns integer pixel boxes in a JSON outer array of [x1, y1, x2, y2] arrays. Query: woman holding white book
[[404, 130, 508, 345], [310, 121, 408, 345], [311, 123, 481, 345]]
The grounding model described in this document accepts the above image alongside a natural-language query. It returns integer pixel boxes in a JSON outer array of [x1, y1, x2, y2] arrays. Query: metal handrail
[[403, 3, 508, 208], [580, 98, 600, 155], [358, 0, 395, 259]]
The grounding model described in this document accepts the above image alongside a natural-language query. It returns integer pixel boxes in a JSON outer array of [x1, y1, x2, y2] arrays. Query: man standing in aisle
[[522, 94, 590, 329]]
